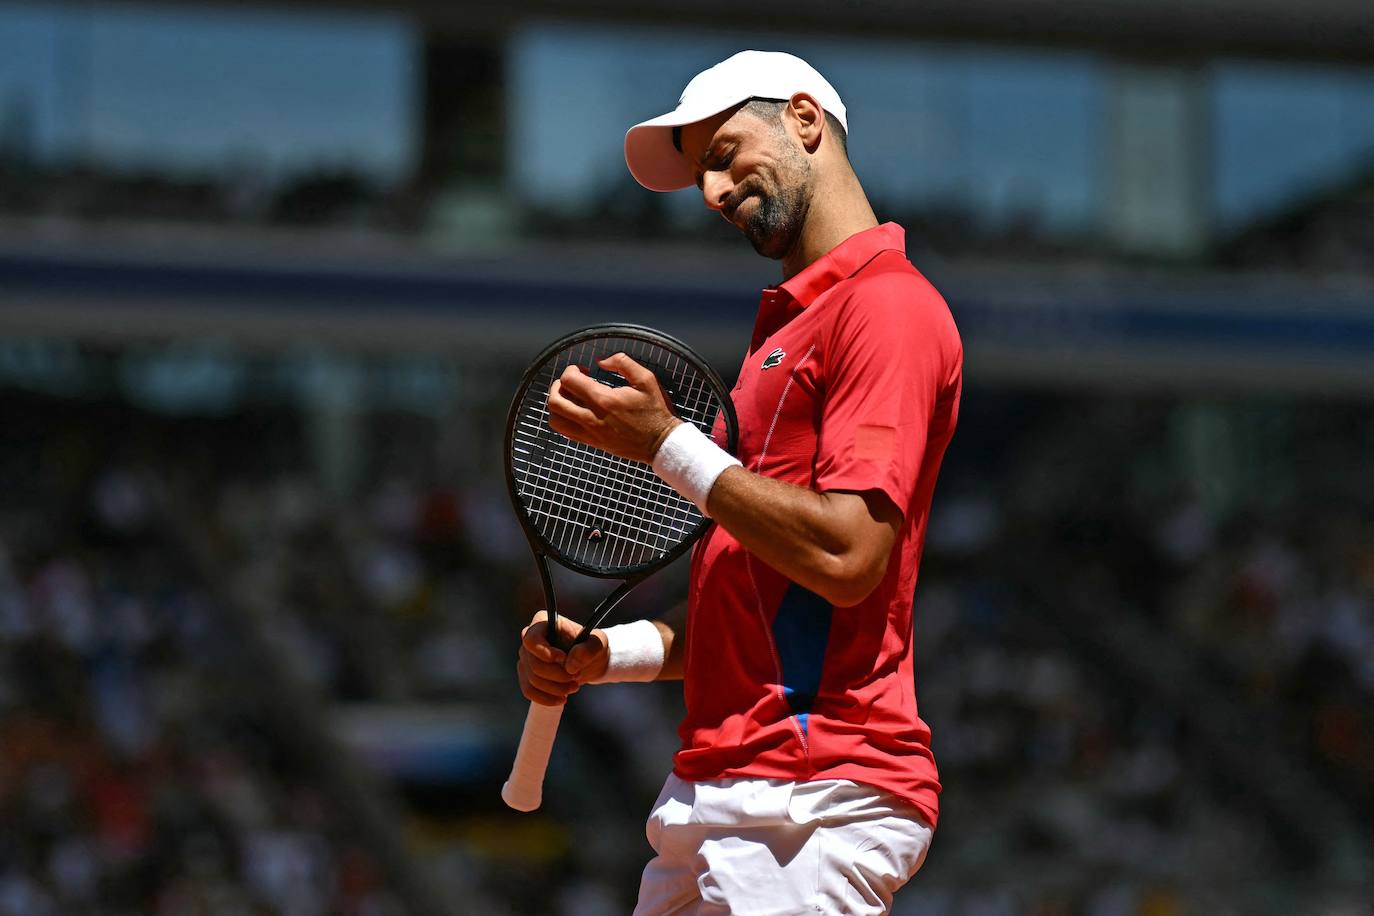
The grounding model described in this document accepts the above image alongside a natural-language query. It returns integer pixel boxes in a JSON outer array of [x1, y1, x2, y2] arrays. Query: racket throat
[[537, 559, 639, 657], [577, 578, 639, 644], [536, 555, 569, 652]]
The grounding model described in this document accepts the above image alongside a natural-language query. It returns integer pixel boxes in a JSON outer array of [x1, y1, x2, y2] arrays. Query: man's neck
[[781, 171, 879, 280]]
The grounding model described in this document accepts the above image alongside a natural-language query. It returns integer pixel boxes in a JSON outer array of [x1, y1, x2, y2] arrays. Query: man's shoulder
[[822, 252, 954, 330], [847, 250, 942, 298], [811, 254, 962, 379]]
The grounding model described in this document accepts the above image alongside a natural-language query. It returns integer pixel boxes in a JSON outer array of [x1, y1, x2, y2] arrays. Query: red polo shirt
[[677, 222, 962, 830]]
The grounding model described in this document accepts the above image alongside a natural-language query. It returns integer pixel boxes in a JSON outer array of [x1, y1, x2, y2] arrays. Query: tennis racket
[[501, 324, 738, 812]]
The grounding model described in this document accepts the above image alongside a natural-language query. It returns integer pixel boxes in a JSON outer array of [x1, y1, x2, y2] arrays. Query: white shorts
[[633, 774, 934, 916]]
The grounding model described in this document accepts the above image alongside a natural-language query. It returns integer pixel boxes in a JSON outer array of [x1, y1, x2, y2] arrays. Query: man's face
[[679, 103, 812, 260]]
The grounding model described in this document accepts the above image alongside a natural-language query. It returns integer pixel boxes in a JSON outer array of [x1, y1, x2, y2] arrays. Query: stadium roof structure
[[266, 0, 1374, 62]]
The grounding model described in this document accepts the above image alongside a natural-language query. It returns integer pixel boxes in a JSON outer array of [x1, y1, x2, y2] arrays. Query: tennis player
[[518, 50, 963, 914]]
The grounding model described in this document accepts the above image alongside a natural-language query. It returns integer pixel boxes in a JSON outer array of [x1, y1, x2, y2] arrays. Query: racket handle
[[501, 701, 565, 812]]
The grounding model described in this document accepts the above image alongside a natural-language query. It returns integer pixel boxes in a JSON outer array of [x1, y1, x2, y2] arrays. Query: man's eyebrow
[[691, 135, 736, 189], [696, 136, 734, 170], [690, 144, 716, 190]]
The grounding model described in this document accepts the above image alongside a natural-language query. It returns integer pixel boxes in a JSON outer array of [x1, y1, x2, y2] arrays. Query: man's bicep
[[823, 488, 902, 561]]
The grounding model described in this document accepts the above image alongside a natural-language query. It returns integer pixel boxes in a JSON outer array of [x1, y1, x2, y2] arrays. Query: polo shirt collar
[[750, 222, 907, 353], [780, 222, 907, 308]]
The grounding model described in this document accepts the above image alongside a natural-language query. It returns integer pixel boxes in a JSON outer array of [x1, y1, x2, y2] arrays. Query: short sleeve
[[812, 271, 961, 518]]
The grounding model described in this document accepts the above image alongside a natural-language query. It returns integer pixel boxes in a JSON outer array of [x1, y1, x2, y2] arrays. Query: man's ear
[[786, 93, 825, 153]]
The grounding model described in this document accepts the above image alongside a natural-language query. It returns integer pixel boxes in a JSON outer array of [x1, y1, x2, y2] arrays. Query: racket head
[[504, 323, 739, 580]]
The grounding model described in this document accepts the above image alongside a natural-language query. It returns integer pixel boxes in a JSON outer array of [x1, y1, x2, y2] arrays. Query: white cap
[[624, 50, 847, 193]]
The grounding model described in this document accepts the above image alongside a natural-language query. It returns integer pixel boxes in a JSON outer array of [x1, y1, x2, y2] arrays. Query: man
[[517, 50, 962, 914]]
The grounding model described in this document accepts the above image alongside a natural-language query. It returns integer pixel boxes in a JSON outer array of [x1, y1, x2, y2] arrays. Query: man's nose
[[701, 172, 732, 212]]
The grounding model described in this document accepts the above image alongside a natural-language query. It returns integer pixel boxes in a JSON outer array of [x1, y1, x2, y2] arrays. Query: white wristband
[[651, 422, 741, 517], [591, 619, 665, 683]]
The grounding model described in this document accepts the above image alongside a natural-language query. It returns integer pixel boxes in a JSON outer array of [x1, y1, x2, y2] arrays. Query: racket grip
[[501, 701, 565, 812]]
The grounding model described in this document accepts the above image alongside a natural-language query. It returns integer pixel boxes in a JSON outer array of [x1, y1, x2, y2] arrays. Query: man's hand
[[517, 611, 611, 706], [546, 353, 681, 463]]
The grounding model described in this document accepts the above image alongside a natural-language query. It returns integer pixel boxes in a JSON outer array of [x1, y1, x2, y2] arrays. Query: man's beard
[[735, 143, 810, 260], [739, 181, 807, 260]]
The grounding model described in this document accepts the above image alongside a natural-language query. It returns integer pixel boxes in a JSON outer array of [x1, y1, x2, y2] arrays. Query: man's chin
[[747, 237, 786, 259], [744, 228, 790, 260], [739, 217, 789, 259]]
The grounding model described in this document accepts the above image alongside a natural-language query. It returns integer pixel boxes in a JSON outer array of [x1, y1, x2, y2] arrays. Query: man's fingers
[[524, 649, 576, 682], [519, 658, 570, 707], [547, 411, 599, 449], [525, 689, 566, 707], [598, 352, 655, 390], [525, 666, 580, 699], [519, 654, 579, 696], [518, 611, 588, 704], [599, 353, 676, 422], [521, 616, 566, 664], [548, 378, 602, 431], [565, 630, 609, 677], [558, 365, 616, 411], [521, 610, 585, 653]]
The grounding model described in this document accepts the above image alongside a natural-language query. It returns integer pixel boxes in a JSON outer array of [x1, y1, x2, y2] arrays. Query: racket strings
[[510, 335, 726, 573], [514, 439, 690, 554], [517, 435, 681, 567], [523, 341, 699, 566]]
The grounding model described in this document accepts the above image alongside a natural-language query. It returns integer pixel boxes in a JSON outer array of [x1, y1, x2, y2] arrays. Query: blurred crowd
[[1218, 167, 1374, 273], [1, 379, 1370, 916], [0, 477, 407, 912], [899, 396, 1374, 915]]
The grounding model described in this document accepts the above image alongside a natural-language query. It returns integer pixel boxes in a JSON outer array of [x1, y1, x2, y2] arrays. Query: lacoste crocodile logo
[[761, 347, 786, 370]]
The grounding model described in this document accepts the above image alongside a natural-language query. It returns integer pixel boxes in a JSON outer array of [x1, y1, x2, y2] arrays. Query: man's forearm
[[704, 467, 899, 608], [654, 601, 688, 681]]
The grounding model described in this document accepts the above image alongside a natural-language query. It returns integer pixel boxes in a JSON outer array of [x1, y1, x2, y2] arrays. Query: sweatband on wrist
[[651, 422, 741, 517], [591, 619, 665, 684]]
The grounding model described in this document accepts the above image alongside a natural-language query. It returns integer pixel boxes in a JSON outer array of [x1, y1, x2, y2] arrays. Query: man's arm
[[546, 353, 899, 608], [706, 469, 899, 607], [654, 600, 689, 680]]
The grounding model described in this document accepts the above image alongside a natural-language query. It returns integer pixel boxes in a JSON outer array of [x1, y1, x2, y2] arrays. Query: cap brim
[[624, 96, 748, 192]]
